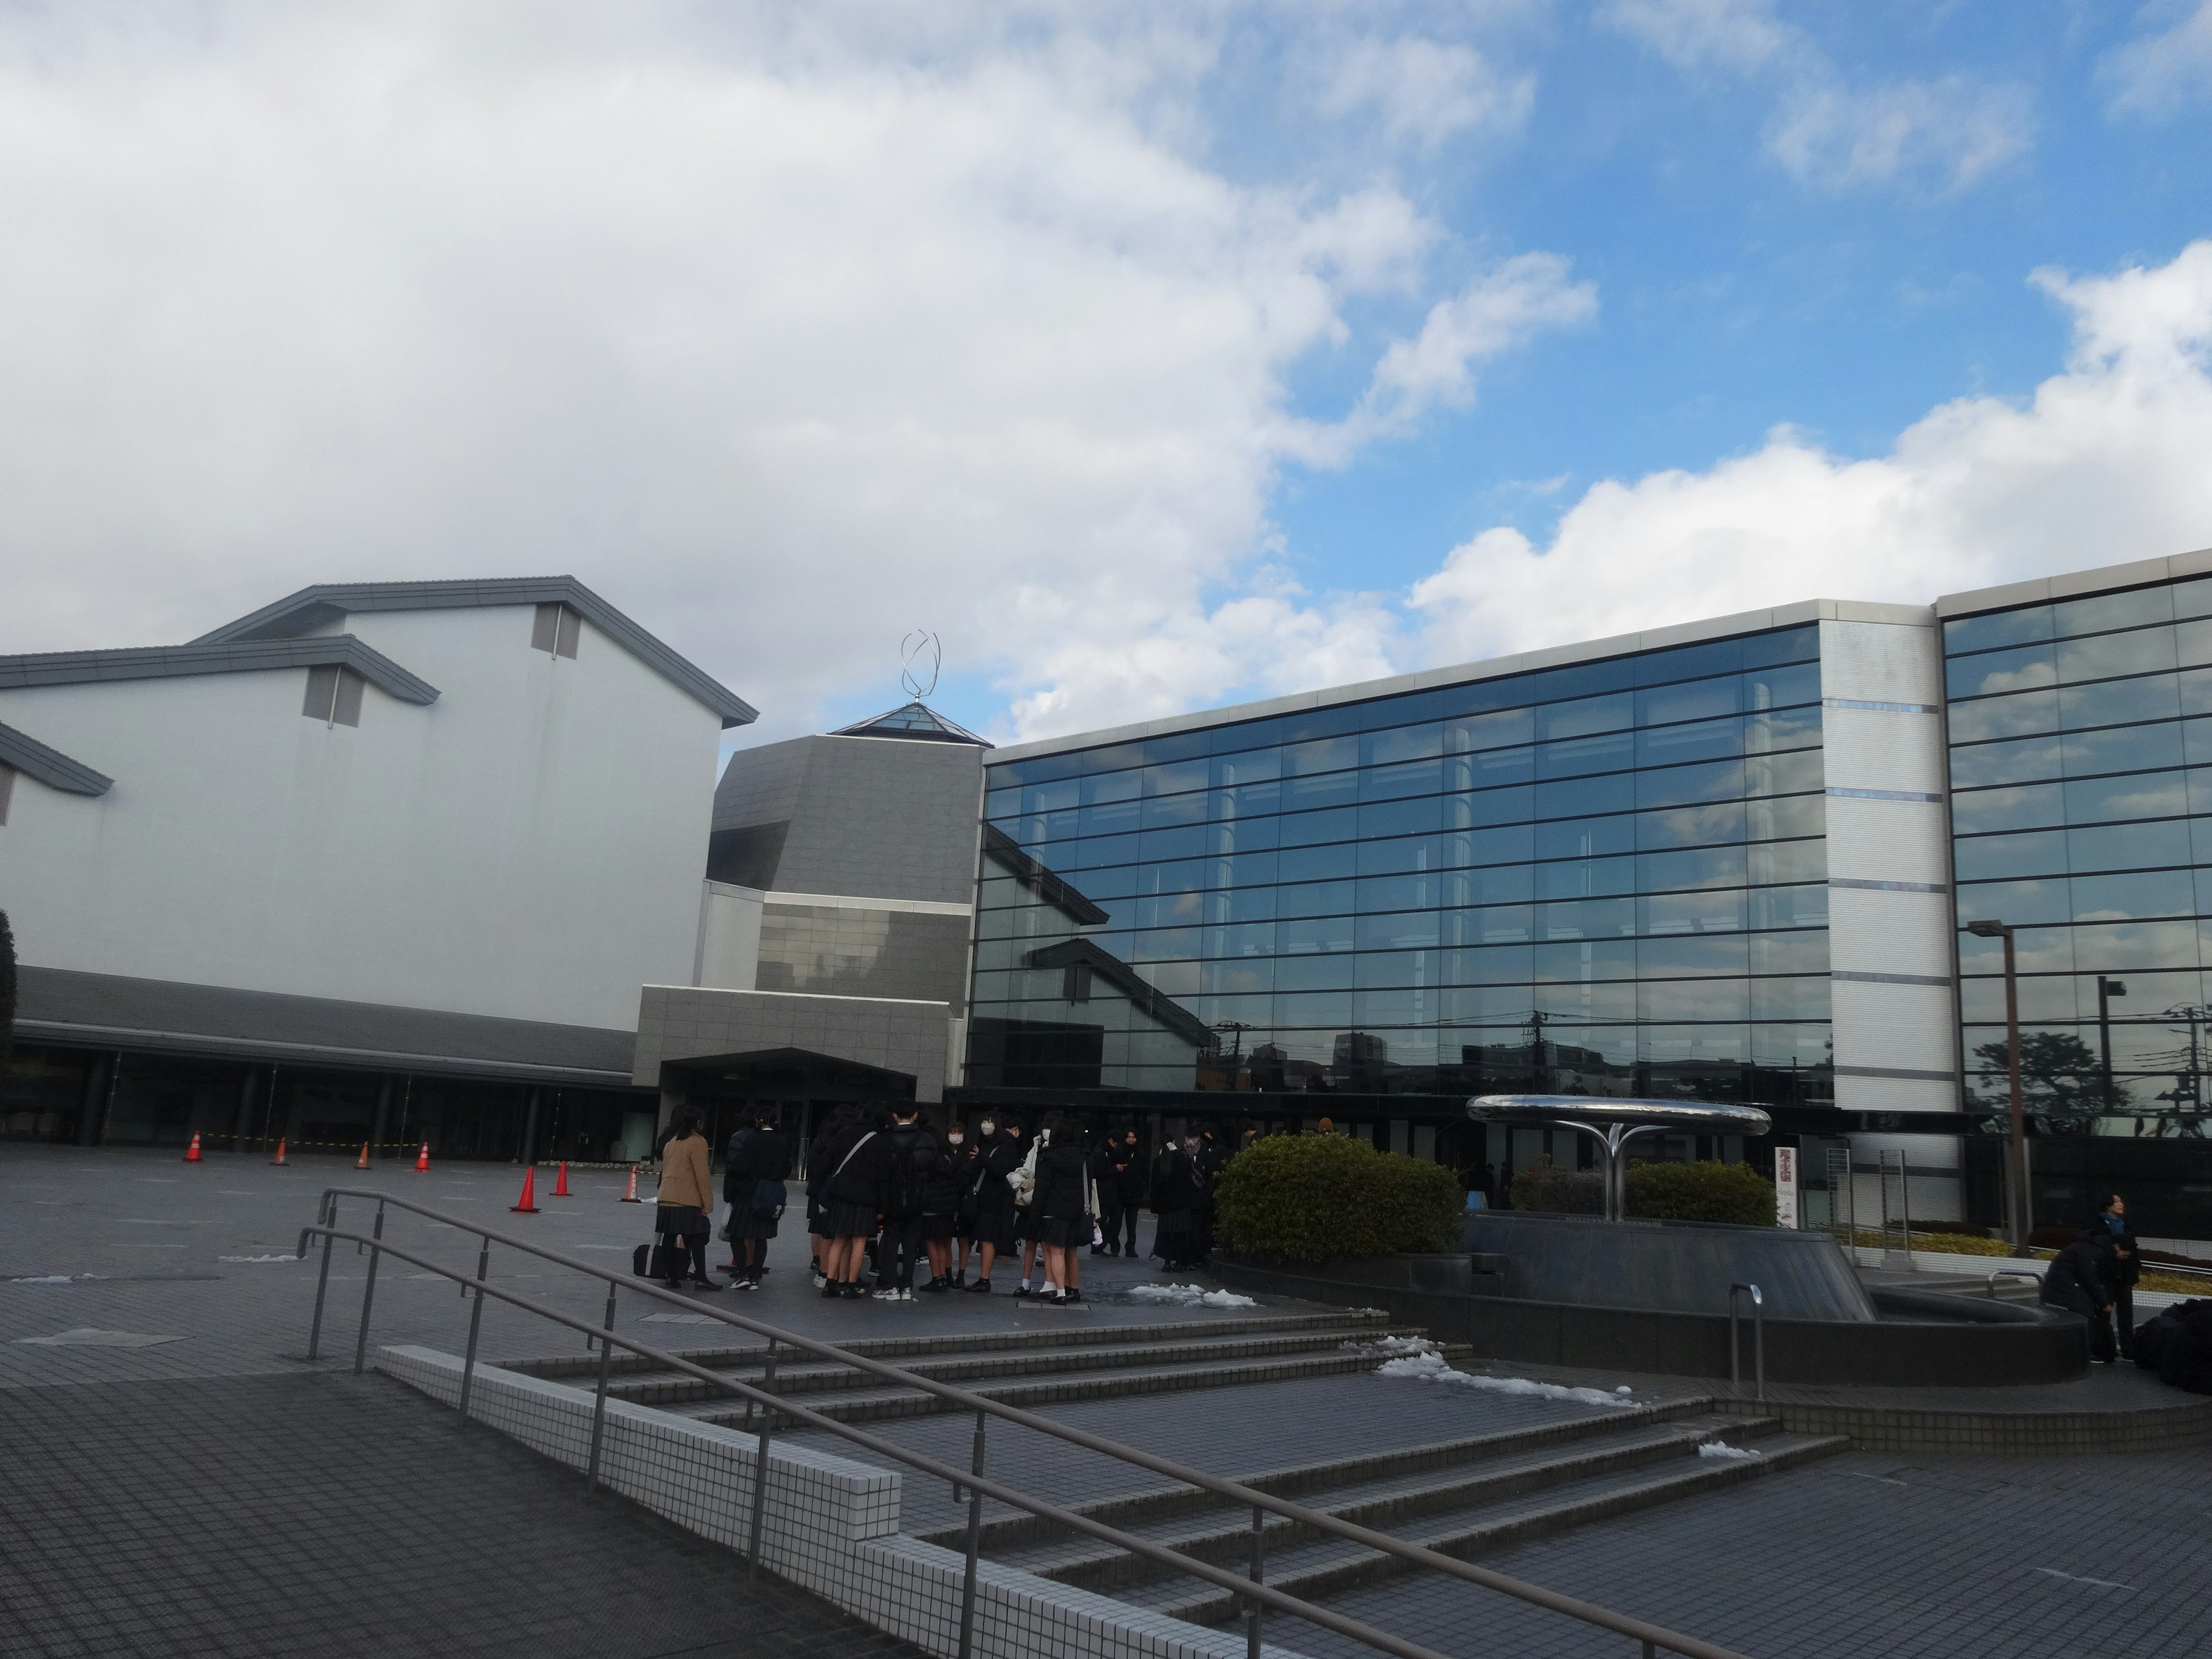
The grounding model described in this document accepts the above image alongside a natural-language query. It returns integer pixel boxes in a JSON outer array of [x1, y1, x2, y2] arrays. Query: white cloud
[[0, 4, 1575, 745], [1316, 36, 1534, 150], [1410, 241, 2212, 666], [1604, 0, 2031, 195], [2102, 1, 2212, 116]]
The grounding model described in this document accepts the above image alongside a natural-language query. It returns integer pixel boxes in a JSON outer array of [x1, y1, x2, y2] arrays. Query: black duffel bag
[[632, 1242, 685, 1280]]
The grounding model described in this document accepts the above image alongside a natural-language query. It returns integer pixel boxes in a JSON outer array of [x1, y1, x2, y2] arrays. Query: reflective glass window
[[1945, 606, 2054, 654], [2061, 674, 2180, 729], [1357, 835, 1443, 878], [1140, 793, 1207, 831], [1464, 824, 1536, 865], [1638, 802, 1749, 850], [1276, 880, 1356, 919], [1947, 689, 2059, 744], [1274, 953, 1354, 991], [1953, 831, 2068, 882], [1357, 908, 1442, 949], [1749, 884, 1829, 930], [1641, 889, 1748, 935], [1955, 876, 2070, 927], [2177, 619, 2212, 668], [1278, 806, 1358, 848], [2060, 722, 2184, 777], [1952, 782, 2065, 835], [2066, 819, 2192, 873], [1949, 734, 2063, 789], [1637, 758, 1744, 809], [1533, 815, 1635, 861], [1747, 839, 1826, 884], [1637, 677, 1740, 729], [2053, 585, 2172, 638], [1641, 978, 1748, 1021], [1748, 929, 1830, 975], [1210, 747, 1281, 786], [1535, 855, 1638, 900], [1637, 933, 1750, 975], [1459, 863, 1536, 907], [1359, 724, 1442, 767], [1284, 734, 1359, 776], [1359, 796, 1442, 838], [1639, 844, 1749, 892], [2066, 770, 2184, 823], [1946, 643, 2056, 700], [1138, 822, 1206, 862], [1278, 843, 1358, 882], [1747, 794, 1824, 841], [1448, 706, 1535, 752], [2058, 627, 2176, 684], [1744, 660, 1820, 710], [1281, 770, 1360, 811], [2070, 869, 2195, 922], [1747, 749, 1823, 796], [1459, 745, 1536, 789], [1535, 772, 1636, 820], [1361, 758, 1443, 802], [1637, 716, 1741, 768], [2183, 668, 2212, 718]]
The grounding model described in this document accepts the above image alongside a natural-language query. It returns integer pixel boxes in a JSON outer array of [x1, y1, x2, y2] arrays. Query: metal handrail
[[1727, 1283, 1764, 1403], [301, 1187, 1751, 1659], [1986, 1267, 2044, 1299]]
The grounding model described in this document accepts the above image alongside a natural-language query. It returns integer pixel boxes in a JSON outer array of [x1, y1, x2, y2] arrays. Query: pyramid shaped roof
[[831, 700, 993, 747]]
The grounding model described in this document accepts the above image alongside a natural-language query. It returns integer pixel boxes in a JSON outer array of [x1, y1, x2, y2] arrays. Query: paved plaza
[[5, 1143, 2212, 1659]]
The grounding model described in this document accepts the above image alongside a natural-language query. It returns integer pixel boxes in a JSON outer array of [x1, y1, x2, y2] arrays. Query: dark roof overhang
[[982, 825, 1109, 926], [0, 719, 113, 796], [1021, 938, 1215, 1048]]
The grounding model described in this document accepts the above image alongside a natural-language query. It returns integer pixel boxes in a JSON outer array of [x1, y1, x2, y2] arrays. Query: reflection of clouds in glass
[[1949, 694, 2058, 743], [1964, 661, 2058, 697]]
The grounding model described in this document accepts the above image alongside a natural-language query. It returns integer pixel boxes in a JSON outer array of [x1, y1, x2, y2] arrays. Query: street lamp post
[[2096, 976, 2127, 1113], [1966, 919, 2032, 1256]]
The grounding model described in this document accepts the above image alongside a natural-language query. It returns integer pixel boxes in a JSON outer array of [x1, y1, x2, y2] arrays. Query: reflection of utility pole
[[1525, 1010, 1551, 1093], [2097, 977, 2127, 1112], [2163, 1005, 2207, 1113], [1211, 1021, 1251, 1069]]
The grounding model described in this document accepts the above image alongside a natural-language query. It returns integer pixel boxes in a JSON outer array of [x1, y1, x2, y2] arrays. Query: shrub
[[1623, 1160, 1777, 1226], [1510, 1157, 1602, 1215], [1213, 1134, 1464, 1264]]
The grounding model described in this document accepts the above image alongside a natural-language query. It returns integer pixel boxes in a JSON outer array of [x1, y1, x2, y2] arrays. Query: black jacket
[[974, 1134, 1025, 1209], [1113, 1141, 1146, 1204], [2043, 1237, 2118, 1312], [2082, 1215, 2141, 1287], [818, 1122, 885, 1208], [880, 1121, 942, 1219], [724, 1127, 792, 1205], [1150, 1147, 1203, 1216], [805, 1118, 849, 1196], [1033, 1137, 1094, 1220]]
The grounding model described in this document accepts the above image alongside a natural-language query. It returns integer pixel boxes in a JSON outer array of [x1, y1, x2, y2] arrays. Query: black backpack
[[885, 1127, 935, 1220], [2157, 1300, 2212, 1395]]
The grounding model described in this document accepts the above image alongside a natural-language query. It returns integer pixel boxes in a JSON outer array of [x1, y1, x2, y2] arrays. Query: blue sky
[[1, 3, 2209, 757]]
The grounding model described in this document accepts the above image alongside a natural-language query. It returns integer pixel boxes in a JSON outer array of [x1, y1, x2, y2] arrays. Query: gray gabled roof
[[0, 719, 113, 796], [192, 576, 758, 729], [0, 637, 440, 705], [1022, 938, 1214, 1047]]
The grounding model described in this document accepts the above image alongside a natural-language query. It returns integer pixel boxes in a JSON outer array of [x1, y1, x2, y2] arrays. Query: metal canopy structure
[[1468, 1093, 1773, 1222]]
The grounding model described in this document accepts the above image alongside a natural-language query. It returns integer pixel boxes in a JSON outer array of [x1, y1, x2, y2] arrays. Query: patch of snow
[[1697, 1441, 1762, 1460], [7, 1273, 105, 1284], [218, 1254, 299, 1263], [1127, 1283, 1259, 1308], [1373, 1351, 1637, 1407], [1343, 1335, 1441, 1357]]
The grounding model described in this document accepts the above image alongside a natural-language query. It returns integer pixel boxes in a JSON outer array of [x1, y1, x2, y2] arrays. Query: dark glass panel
[[1210, 745, 1281, 786], [1357, 909, 1442, 949], [2058, 627, 2176, 684], [1354, 986, 1441, 1026], [1749, 1024, 1833, 1067], [1947, 688, 2059, 744], [1135, 892, 1205, 930], [1953, 830, 2068, 882], [1639, 844, 1749, 892], [1018, 777, 1081, 815], [1446, 706, 1536, 753], [1534, 771, 1636, 820], [1639, 978, 1749, 1022], [1534, 814, 1635, 860], [1635, 638, 1744, 687], [1355, 873, 1440, 916], [1274, 704, 1366, 744], [1450, 785, 1535, 829], [1959, 975, 2076, 1025], [2177, 577, 2212, 620], [2061, 674, 2180, 729], [1274, 953, 1355, 991], [2053, 585, 2173, 639], [1953, 782, 2065, 835], [1748, 884, 1829, 930], [1277, 805, 1358, 847], [2061, 721, 2184, 777], [1946, 643, 2057, 700], [1206, 815, 1280, 857], [1141, 757, 1210, 798], [1744, 660, 1820, 710], [2069, 919, 2200, 972], [1138, 857, 1210, 896], [1637, 676, 1740, 729], [1534, 937, 1637, 980], [1637, 757, 1745, 810], [1540, 896, 1637, 938], [1081, 767, 1142, 806], [1352, 948, 1427, 988], [2181, 619, 2212, 668], [1283, 733, 1359, 777], [1536, 979, 1638, 1020], [1449, 942, 1533, 983], [1945, 606, 2054, 655], [1278, 842, 1358, 882], [1745, 749, 1824, 796], [1359, 722, 1442, 768], [1464, 823, 1536, 866], [1077, 741, 1146, 777], [1137, 822, 1206, 862], [1281, 770, 1360, 811], [1360, 758, 1443, 802], [1537, 691, 1635, 741], [1746, 793, 1824, 841], [1638, 1024, 1751, 1063], [1536, 732, 1635, 781], [2071, 869, 2196, 922], [1217, 884, 1277, 923], [1638, 801, 1749, 850], [2066, 770, 2184, 824], [1534, 855, 1638, 899], [1522, 657, 1639, 705], [1276, 879, 1357, 919], [1207, 714, 1290, 756], [1359, 796, 1443, 839], [2067, 819, 2191, 873], [1357, 834, 1444, 878], [1949, 734, 2063, 789], [1637, 715, 1741, 768], [1739, 624, 1820, 669], [1206, 920, 1277, 958], [1745, 704, 1823, 752], [1637, 933, 1750, 976], [1752, 978, 1831, 1021], [2184, 668, 2212, 718], [1459, 745, 1536, 789], [1139, 793, 1207, 831], [1747, 929, 1830, 975], [1218, 781, 1282, 819], [1139, 729, 1210, 764], [1273, 990, 1353, 1028], [1457, 864, 1536, 907], [1639, 889, 1748, 935], [1746, 839, 1825, 884], [1218, 849, 1279, 887]]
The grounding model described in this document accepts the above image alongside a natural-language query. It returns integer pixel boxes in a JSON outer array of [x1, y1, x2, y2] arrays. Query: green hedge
[[1624, 1160, 1777, 1226], [1214, 1134, 1464, 1264], [1509, 1158, 1601, 1215]]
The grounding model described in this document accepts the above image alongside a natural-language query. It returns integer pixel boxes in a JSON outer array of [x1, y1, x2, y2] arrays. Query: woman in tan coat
[[654, 1109, 719, 1291]]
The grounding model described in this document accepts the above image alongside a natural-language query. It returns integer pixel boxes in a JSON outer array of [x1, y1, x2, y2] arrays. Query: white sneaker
[[812, 1270, 827, 1289], [898, 1288, 914, 1301], [872, 1287, 902, 1300]]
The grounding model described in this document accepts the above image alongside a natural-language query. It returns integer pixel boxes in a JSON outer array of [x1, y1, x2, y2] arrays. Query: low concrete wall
[[1209, 1258, 2088, 1388], [377, 1344, 1303, 1659]]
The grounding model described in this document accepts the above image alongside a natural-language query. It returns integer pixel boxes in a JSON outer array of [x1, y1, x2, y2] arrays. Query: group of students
[[648, 1103, 1232, 1307]]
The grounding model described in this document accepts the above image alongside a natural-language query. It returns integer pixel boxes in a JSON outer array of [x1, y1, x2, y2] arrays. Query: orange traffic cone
[[552, 1161, 572, 1198], [415, 1142, 430, 1172], [184, 1131, 203, 1164], [355, 1142, 370, 1170], [510, 1167, 540, 1213], [271, 1137, 288, 1165], [619, 1164, 641, 1202]]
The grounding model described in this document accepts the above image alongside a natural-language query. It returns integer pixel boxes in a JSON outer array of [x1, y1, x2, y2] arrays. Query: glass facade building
[[973, 623, 1836, 1107], [1947, 573, 2212, 1138]]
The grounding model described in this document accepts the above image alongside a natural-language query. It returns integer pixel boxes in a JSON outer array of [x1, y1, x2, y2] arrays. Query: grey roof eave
[[0, 637, 440, 706], [190, 576, 759, 728], [0, 719, 113, 796]]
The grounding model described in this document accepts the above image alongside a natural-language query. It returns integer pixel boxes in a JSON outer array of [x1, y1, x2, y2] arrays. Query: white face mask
[[979, 1123, 995, 1135], [948, 1132, 964, 1146]]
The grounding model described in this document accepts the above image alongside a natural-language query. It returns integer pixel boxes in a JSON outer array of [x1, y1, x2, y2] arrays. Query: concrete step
[[685, 1344, 1430, 1426], [915, 1391, 1726, 1557], [608, 1323, 1427, 1407], [983, 1413, 1776, 1594], [497, 1308, 1391, 1380], [1125, 1430, 1851, 1627]]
